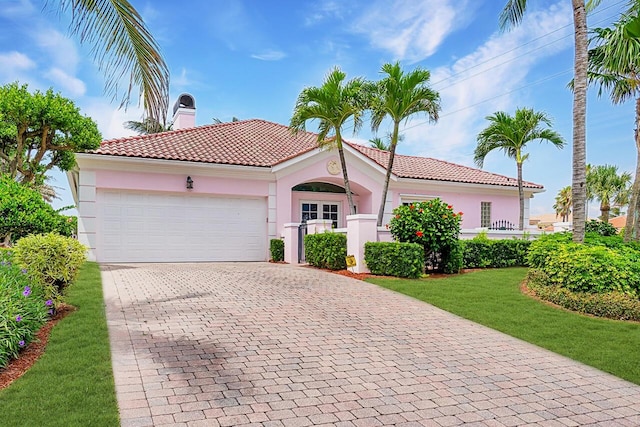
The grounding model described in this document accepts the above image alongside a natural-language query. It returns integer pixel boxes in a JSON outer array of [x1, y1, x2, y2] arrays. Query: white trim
[[399, 193, 437, 203], [394, 177, 544, 195]]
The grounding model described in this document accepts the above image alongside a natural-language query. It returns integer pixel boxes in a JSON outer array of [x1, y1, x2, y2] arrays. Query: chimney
[[172, 93, 196, 130]]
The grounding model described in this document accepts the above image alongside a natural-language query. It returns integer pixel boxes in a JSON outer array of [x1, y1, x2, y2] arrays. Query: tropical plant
[[587, 13, 640, 241], [52, 0, 169, 124], [475, 107, 565, 230], [369, 136, 390, 151], [124, 117, 172, 135], [290, 67, 368, 215], [586, 164, 631, 222], [554, 185, 573, 222], [0, 83, 102, 185], [369, 62, 441, 226], [212, 117, 240, 124], [500, 0, 603, 242]]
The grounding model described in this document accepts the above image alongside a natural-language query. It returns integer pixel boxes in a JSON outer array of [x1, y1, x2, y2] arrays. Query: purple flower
[[45, 299, 53, 307], [48, 309, 54, 315], [23, 286, 31, 297], [19, 340, 25, 347], [21, 268, 27, 274], [15, 315, 22, 322]]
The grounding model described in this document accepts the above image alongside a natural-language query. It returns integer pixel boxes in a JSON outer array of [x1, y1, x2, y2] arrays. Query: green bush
[[304, 232, 347, 270], [442, 239, 463, 274], [364, 242, 423, 278], [585, 219, 618, 236], [389, 198, 462, 273], [528, 234, 640, 296], [0, 249, 49, 368], [527, 271, 640, 321], [0, 176, 75, 244], [461, 237, 531, 268], [13, 233, 87, 307], [270, 238, 284, 262]]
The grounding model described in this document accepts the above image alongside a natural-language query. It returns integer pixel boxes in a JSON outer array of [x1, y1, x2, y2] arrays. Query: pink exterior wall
[[95, 170, 269, 197], [390, 190, 519, 229]]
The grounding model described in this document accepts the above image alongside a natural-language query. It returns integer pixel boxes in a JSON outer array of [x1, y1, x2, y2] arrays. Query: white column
[[283, 223, 301, 264], [346, 214, 378, 274], [306, 219, 333, 234], [77, 170, 97, 261]]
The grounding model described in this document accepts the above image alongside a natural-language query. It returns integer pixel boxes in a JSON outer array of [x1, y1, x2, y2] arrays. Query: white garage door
[[98, 191, 267, 262]]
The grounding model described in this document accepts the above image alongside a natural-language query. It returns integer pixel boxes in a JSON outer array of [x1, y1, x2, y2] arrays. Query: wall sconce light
[[186, 176, 194, 189]]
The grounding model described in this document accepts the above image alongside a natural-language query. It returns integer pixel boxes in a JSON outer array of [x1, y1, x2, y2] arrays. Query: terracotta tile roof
[[349, 144, 543, 189], [609, 215, 626, 229], [93, 119, 542, 189], [95, 119, 319, 167]]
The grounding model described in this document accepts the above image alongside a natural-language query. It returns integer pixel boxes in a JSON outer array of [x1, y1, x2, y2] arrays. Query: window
[[399, 194, 435, 207], [301, 202, 340, 228], [481, 202, 491, 228]]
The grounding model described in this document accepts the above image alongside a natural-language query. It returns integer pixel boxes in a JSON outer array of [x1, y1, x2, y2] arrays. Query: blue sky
[[0, 0, 635, 218]]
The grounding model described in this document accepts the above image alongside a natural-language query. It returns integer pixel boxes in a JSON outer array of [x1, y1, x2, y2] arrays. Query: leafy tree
[[0, 175, 75, 245], [587, 13, 640, 241], [369, 62, 441, 226], [553, 185, 573, 222], [124, 117, 172, 135], [53, 0, 169, 124], [0, 83, 101, 185], [586, 164, 631, 222], [500, 0, 603, 242], [475, 108, 565, 230], [290, 67, 368, 215]]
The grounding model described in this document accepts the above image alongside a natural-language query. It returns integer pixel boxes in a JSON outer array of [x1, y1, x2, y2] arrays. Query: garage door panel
[[98, 191, 267, 262]]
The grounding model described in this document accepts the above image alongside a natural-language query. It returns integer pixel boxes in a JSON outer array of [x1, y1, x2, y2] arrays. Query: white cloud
[[397, 2, 573, 166], [81, 98, 144, 140], [44, 68, 86, 97], [0, 51, 35, 75], [251, 50, 286, 61], [32, 28, 80, 72], [304, 1, 345, 26], [0, 0, 35, 18], [353, 0, 469, 62]]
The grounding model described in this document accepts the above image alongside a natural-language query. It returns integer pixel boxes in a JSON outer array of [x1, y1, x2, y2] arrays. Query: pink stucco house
[[69, 94, 543, 263]]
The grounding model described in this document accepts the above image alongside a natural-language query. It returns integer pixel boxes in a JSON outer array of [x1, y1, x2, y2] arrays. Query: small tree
[[554, 185, 573, 222], [389, 199, 462, 273], [0, 82, 101, 185]]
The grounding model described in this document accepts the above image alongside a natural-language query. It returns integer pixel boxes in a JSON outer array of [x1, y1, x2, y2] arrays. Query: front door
[[301, 202, 340, 228]]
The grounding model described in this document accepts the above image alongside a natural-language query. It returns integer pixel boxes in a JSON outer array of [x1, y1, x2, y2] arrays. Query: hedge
[[304, 232, 347, 270], [461, 239, 531, 268], [270, 239, 284, 262], [364, 242, 423, 278]]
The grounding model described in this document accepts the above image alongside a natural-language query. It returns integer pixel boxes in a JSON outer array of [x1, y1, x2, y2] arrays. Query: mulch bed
[[0, 305, 74, 390]]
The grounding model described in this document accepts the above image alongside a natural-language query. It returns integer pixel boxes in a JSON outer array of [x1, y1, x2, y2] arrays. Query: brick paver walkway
[[102, 263, 640, 427]]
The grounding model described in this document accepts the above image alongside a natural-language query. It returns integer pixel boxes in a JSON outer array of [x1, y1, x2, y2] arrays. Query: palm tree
[[369, 62, 441, 226], [124, 117, 172, 135], [290, 67, 368, 215], [500, 0, 603, 242], [54, 0, 169, 124], [554, 185, 573, 222], [369, 136, 390, 151], [587, 14, 640, 241], [475, 108, 565, 230], [212, 117, 240, 124], [586, 164, 632, 222]]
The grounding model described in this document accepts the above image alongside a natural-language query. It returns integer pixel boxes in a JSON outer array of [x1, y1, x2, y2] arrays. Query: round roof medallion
[[327, 159, 340, 175]]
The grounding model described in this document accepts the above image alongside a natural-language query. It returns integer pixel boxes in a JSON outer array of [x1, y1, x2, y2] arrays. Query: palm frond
[[499, 0, 528, 31]]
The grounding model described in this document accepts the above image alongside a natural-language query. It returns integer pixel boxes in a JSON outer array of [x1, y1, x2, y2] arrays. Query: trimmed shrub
[[13, 233, 87, 307], [442, 239, 463, 274], [270, 238, 284, 262], [0, 176, 75, 244], [364, 242, 423, 278], [585, 219, 617, 236], [461, 237, 531, 268], [389, 198, 462, 273], [0, 249, 49, 368], [527, 271, 640, 321], [304, 232, 347, 270]]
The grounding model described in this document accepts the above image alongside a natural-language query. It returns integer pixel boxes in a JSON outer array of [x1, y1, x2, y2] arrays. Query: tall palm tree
[[475, 108, 565, 230], [54, 0, 169, 124], [554, 185, 573, 222], [369, 136, 390, 151], [290, 67, 368, 215], [369, 62, 441, 226], [587, 14, 640, 241], [586, 164, 632, 222], [500, 0, 602, 242]]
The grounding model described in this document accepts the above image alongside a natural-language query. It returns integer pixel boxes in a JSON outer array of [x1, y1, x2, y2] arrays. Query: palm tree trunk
[[571, 0, 588, 243], [517, 161, 525, 230], [376, 124, 400, 226], [624, 97, 640, 241], [335, 129, 356, 216], [600, 203, 610, 223]]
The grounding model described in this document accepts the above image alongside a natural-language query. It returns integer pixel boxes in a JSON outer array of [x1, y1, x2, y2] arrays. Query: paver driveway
[[102, 263, 640, 427]]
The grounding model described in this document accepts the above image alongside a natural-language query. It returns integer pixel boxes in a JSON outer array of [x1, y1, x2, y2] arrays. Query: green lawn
[[0, 262, 119, 427], [367, 267, 640, 385]]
